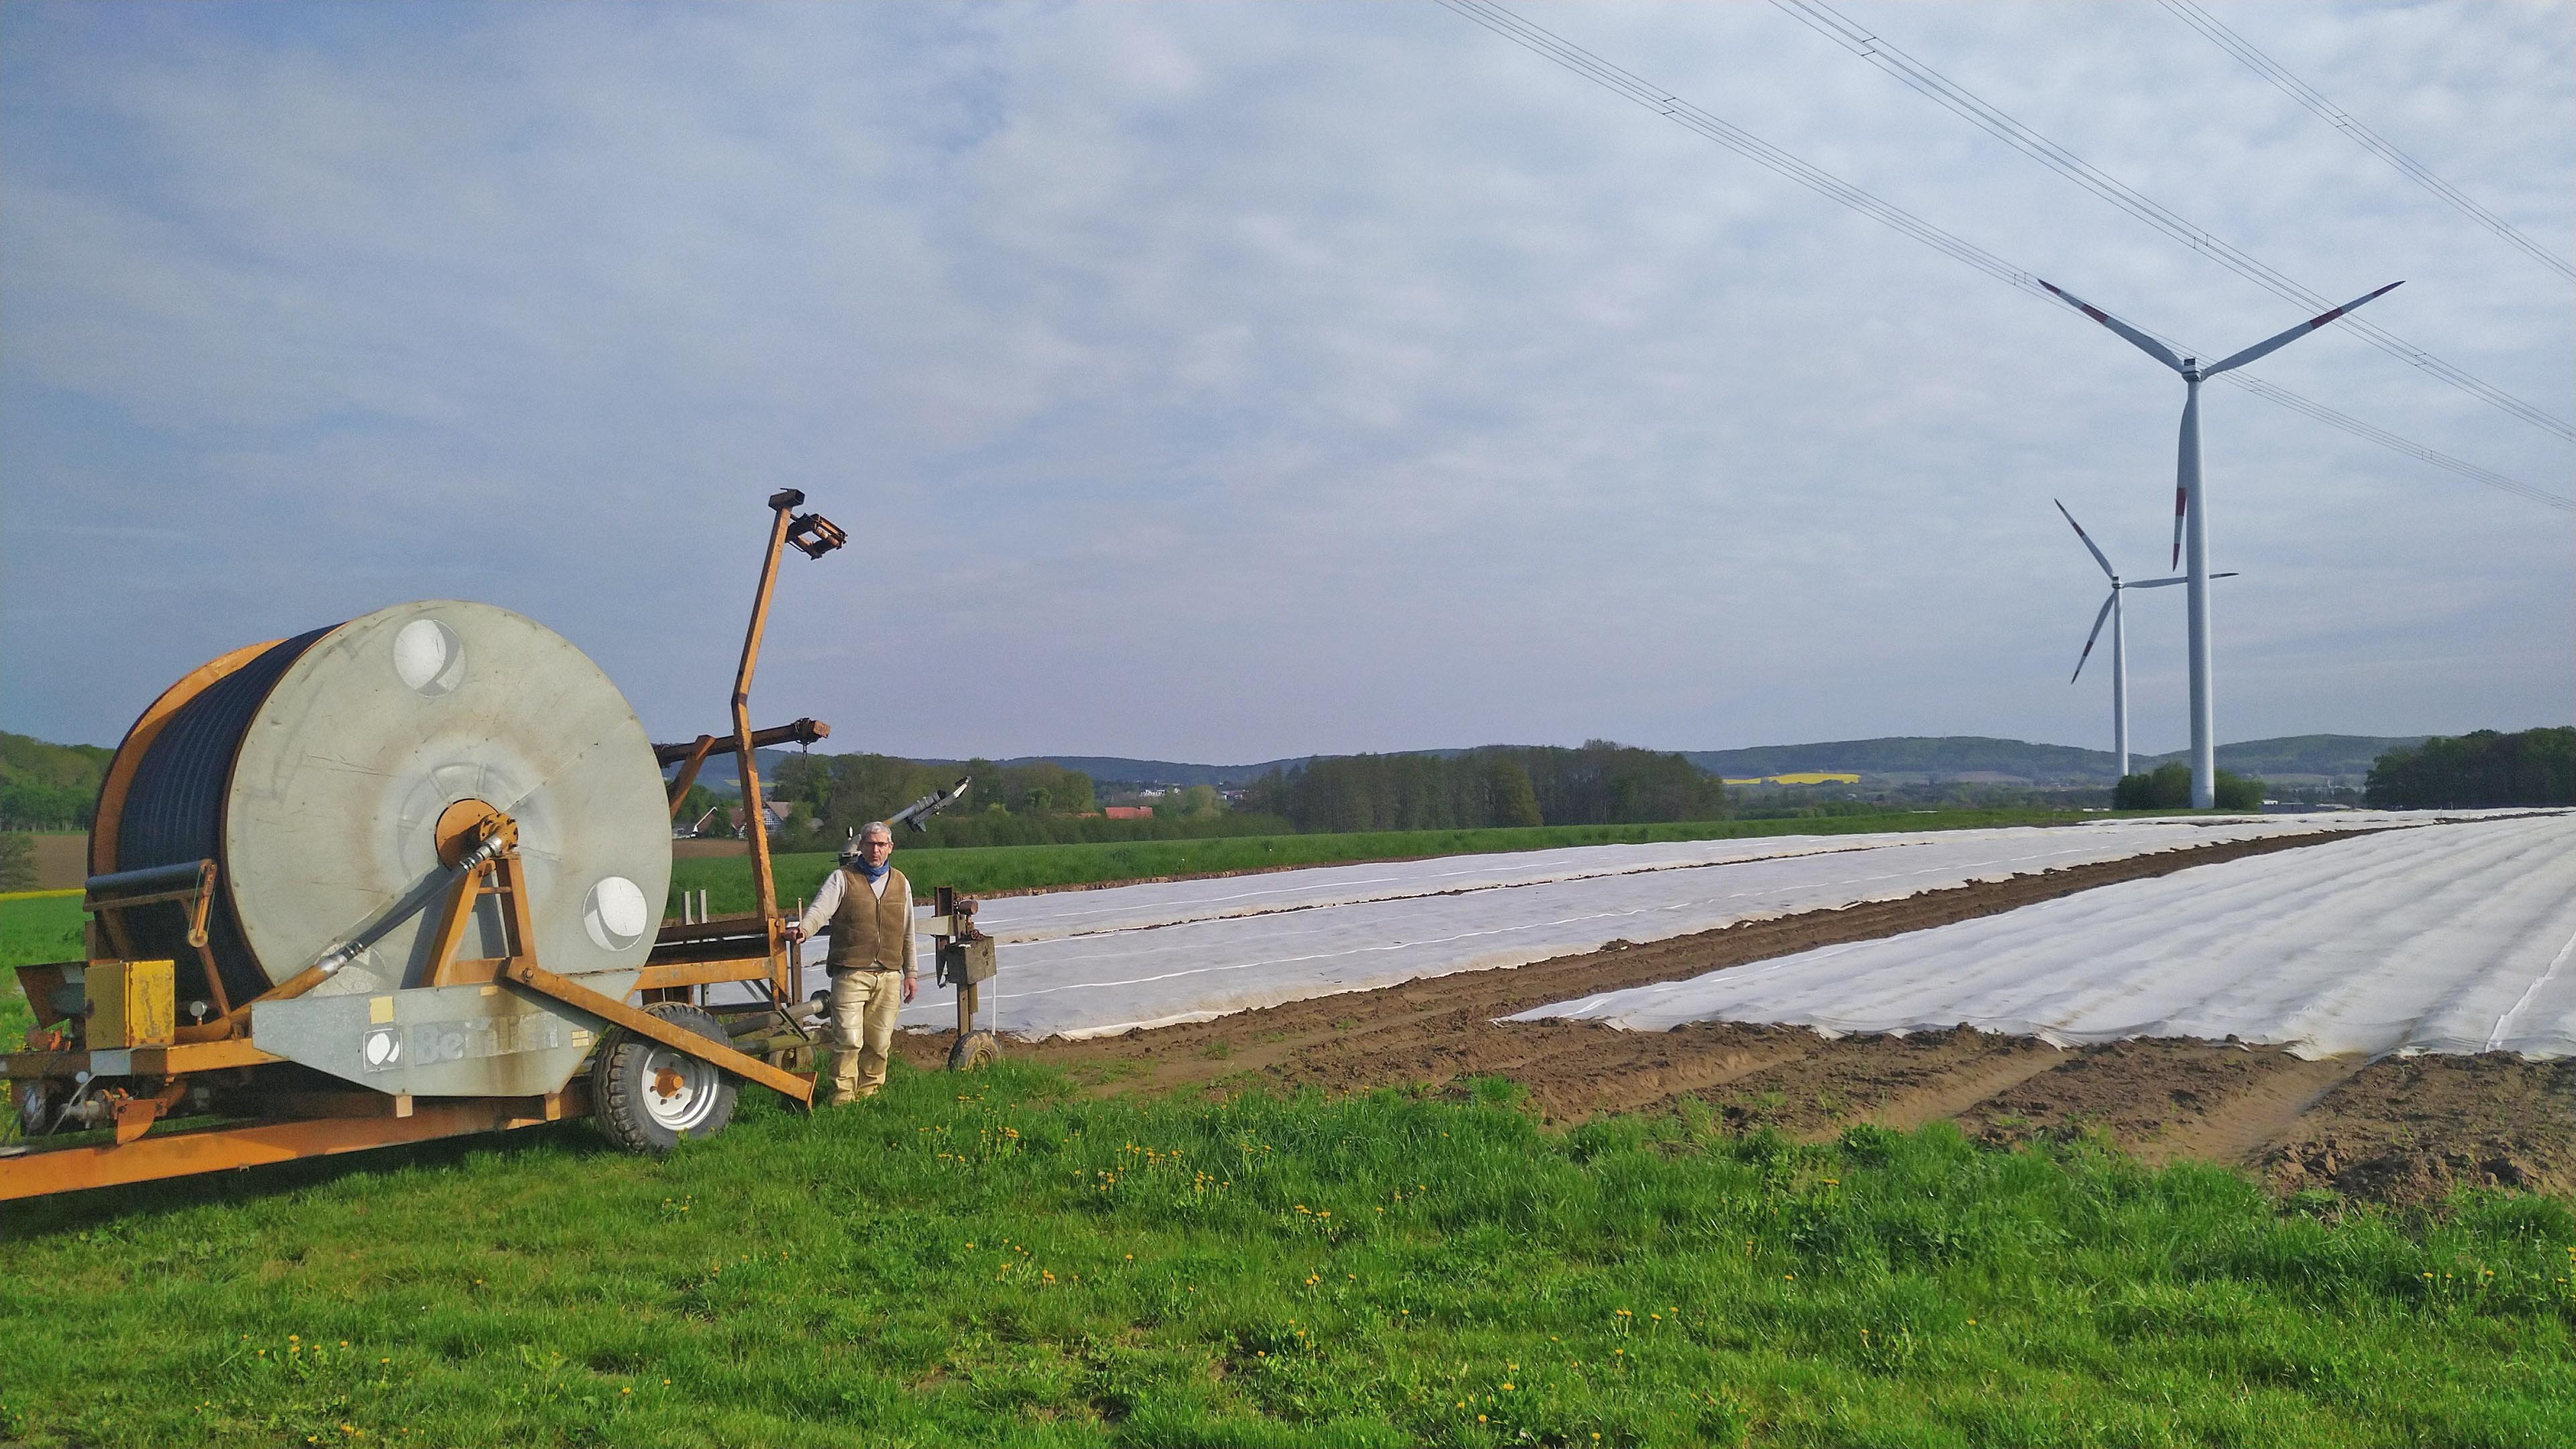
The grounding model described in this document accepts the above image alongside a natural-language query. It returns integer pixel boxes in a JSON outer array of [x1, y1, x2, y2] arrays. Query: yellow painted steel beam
[[500, 956, 813, 1105], [632, 955, 780, 991], [0, 1091, 585, 1202], [4, 1038, 283, 1079]]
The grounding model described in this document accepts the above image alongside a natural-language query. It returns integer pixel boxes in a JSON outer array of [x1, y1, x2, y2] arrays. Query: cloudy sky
[[4, 1, 2568, 763]]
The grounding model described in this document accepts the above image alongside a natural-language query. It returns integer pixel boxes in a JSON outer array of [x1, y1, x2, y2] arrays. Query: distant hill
[[975, 756, 1316, 788], [1, 731, 111, 830], [676, 735, 2432, 792], [0, 726, 2442, 812], [1683, 737, 2118, 782], [678, 749, 1316, 792], [1688, 735, 2428, 784], [2153, 735, 2426, 781], [0, 731, 110, 793]]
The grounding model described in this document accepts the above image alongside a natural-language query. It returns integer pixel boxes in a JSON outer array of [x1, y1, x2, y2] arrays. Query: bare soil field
[[16, 832, 88, 891], [900, 828, 2576, 1205]]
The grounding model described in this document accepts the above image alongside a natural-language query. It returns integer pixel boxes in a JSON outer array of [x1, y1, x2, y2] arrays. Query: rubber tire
[[592, 1002, 739, 1155], [947, 1030, 1000, 1073]]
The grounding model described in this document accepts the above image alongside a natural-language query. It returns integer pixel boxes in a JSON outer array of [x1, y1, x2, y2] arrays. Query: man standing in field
[[786, 822, 918, 1106]]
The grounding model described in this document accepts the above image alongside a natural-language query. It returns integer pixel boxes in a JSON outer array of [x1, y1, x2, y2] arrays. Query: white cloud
[[3, 0, 2567, 761]]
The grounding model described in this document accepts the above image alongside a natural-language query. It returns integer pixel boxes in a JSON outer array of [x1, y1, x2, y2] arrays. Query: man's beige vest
[[826, 866, 912, 971]]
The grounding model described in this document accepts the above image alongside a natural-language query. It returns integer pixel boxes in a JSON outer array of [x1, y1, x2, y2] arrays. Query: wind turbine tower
[[2039, 279, 2400, 806], [2055, 499, 2233, 780]]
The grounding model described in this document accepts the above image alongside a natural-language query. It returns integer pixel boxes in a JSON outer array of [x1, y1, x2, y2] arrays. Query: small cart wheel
[[592, 1002, 739, 1154], [947, 1030, 1000, 1073]]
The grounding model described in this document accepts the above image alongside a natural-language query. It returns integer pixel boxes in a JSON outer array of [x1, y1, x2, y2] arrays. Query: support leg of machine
[[501, 957, 815, 1105]]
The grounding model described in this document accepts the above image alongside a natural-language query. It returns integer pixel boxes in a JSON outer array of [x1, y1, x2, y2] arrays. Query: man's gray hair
[[861, 820, 895, 842]]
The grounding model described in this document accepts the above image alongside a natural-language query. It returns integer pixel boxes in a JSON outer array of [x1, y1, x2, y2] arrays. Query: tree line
[[761, 752, 1187, 850], [1240, 742, 1727, 833], [744, 740, 1729, 849], [0, 781, 94, 832], [2112, 763, 2264, 811], [2364, 728, 2573, 808]]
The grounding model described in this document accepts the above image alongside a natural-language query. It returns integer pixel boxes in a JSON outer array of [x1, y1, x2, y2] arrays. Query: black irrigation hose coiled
[[114, 626, 333, 1009]]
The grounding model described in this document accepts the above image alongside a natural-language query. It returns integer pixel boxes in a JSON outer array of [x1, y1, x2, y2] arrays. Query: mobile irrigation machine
[[1, 491, 991, 1201]]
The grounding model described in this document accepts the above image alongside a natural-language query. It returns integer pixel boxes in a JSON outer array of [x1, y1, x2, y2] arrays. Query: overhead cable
[[2157, 0, 2574, 284], [1432, 0, 2573, 515], [1769, 0, 2573, 443]]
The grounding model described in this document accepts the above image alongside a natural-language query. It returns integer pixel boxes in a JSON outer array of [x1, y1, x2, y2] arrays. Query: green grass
[[678, 810, 2120, 912], [0, 891, 81, 1050], [3, 1068, 2571, 1448]]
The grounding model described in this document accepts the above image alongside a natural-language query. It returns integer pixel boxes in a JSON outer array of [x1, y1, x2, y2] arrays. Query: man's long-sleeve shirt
[[797, 868, 920, 977]]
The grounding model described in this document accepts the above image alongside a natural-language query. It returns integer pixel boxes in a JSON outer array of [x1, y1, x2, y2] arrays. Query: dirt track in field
[[895, 828, 2576, 1205]]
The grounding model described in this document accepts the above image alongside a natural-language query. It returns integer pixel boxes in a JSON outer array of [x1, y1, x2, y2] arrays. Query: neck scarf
[[851, 857, 890, 883]]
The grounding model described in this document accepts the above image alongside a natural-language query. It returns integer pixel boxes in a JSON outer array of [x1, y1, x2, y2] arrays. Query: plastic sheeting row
[[1511, 812, 2576, 1060], [879, 811, 2465, 1041]]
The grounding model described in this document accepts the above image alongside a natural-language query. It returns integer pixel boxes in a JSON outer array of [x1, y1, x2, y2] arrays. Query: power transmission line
[[1769, 0, 2573, 443], [1433, 0, 2573, 514], [2158, 0, 2574, 284]]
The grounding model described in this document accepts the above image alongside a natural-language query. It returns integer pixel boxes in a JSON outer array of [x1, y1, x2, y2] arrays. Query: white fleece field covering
[[1508, 812, 2576, 1061], [875, 811, 2510, 1042]]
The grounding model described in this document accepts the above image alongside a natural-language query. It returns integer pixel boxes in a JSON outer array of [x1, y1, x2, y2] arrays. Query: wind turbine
[[2039, 278, 2400, 807], [2056, 498, 2233, 780]]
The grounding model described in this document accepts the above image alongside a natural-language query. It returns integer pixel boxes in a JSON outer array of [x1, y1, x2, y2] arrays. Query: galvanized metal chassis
[[0, 491, 847, 1202]]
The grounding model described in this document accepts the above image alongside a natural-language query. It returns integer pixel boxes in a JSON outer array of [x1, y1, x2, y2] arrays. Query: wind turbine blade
[[2128, 570, 2239, 592], [2170, 482, 2188, 568], [2072, 591, 2116, 683], [2054, 498, 2116, 580], [2037, 279, 2188, 372], [2205, 282, 2404, 376]]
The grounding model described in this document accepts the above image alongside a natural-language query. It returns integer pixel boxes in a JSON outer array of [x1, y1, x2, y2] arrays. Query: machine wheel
[[15, 1079, 61, 1138], [592, 1003, 738, 1154], [947, 1030, 1000, 1073]]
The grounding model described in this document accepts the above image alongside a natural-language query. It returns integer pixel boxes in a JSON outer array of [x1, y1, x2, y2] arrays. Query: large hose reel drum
[[98, 601, 670, 1091]]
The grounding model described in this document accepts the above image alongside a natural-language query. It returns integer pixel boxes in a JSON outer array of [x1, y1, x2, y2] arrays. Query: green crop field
[[673, 809, 2127, 914], [3, 1069, 2571, 1448]]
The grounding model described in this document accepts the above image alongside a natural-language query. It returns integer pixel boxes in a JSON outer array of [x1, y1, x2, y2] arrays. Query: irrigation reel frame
[[0, 489, 982, 1201]]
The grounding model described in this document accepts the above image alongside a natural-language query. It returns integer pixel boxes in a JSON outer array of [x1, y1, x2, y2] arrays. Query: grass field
[[0, 890, 80, 1050], [676, 810, 2118, 914], [3, 1067, 2571, 1448]]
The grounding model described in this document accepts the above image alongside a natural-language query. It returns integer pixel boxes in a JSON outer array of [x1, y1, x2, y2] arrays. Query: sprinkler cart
[[2, 491, 991, 1201]]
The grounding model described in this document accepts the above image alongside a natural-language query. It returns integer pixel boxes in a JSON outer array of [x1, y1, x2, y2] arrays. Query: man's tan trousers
[[826, 967, 904, 1101]]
